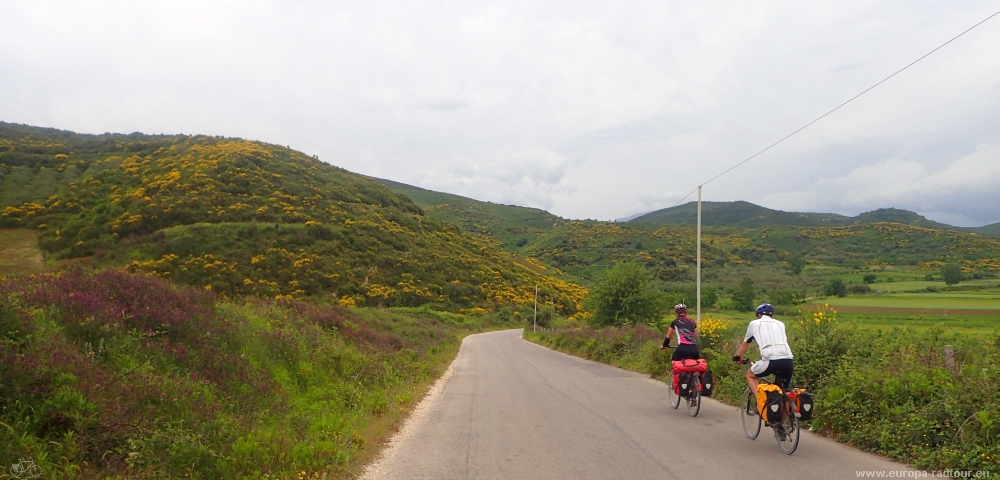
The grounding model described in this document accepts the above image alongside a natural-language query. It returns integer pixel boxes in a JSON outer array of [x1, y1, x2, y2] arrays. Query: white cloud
[[1, 1, 998, 224], [759, 143, 1000, 225]]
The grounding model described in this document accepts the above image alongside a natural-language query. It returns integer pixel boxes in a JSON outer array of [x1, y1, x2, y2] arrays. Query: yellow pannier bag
[[756, 383, 784, 420]]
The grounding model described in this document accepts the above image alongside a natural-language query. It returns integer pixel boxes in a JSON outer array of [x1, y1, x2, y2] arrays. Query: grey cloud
[[1, 1, 998, 223]]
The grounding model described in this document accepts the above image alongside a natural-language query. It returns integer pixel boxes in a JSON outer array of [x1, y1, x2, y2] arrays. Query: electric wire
[[667, 11, 1000, 208]]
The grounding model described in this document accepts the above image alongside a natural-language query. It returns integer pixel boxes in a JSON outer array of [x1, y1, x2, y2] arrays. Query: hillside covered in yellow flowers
[[0, 122, 584, 313]]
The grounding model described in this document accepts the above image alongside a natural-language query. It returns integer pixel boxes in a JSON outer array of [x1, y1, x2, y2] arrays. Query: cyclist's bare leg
[[746, 368, 759, 392]]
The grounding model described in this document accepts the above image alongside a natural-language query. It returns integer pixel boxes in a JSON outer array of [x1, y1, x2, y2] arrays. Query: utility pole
[[696, 185, 702, 323], [533, 284, 538, 332]]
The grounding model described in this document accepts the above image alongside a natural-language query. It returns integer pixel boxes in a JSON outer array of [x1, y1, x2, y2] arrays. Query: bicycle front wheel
[[667, 371, 680, 409], [775, 398, 800, 454], [741, 388, 761, 439], [687, 377, 701, 417]]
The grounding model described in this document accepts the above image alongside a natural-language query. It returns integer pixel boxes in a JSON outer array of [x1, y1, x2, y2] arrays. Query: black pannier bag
[[795, 388, 814, 421], [700, 370, 714, 397], [763, 389, 785, 423], [678, 372, 692, 397]]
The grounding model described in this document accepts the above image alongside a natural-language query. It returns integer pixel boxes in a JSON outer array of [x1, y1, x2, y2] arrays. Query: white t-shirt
[[744, 316, 793, 360]]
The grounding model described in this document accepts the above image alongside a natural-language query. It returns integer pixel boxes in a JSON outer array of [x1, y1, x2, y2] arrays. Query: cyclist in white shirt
[[732, 303, 794, 392]]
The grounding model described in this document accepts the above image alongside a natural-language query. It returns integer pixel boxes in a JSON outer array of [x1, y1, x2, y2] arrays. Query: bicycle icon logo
[[10, 458, 42, 479]]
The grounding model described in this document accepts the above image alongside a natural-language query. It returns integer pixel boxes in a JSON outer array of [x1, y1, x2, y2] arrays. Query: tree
[[787, 252, 805, 275], [824, 278, 847, 297], [863, 274, 877, 284], [701, 286, 719, 308], [731, 277, 757, 312], [770, 289, 802, 305], [663, 286, 718, 310], [941, 263, 963, 286], [585, 262, 665, 328]]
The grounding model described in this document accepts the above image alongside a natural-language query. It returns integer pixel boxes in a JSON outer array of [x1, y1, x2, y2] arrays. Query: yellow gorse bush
[[697, 316, 728, 350]]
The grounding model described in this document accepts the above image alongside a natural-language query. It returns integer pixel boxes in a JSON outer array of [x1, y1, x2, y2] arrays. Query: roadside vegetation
[[0, 269, 514, 478], [524, 308, 1000, 471], [523, 261, 1000, 471]]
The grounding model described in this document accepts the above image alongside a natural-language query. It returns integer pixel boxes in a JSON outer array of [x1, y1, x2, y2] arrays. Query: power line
[[668, 11, 1000, 208]]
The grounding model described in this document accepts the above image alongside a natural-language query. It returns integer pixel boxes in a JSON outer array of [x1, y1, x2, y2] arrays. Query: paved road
[[363, 329, 915, 480]]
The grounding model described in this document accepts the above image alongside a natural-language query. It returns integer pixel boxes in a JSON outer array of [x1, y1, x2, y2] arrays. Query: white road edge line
[[357, 335, 467, 480]]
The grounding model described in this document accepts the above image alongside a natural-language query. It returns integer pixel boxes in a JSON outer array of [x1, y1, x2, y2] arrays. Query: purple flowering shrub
[[0, 269, 490, 478]]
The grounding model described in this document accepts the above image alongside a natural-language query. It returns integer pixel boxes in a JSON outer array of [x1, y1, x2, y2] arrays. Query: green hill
[[852, 208, 955, 230], [628, 201, 978, 233], [0, 122, 584, 313], [363, 183, 1000, 291], [629, 201, 851, 227], [373, 178, 564, 249], [974, 222, 1000, 237]]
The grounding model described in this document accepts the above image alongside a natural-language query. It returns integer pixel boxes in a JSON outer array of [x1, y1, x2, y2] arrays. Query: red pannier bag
[[671, 359, 708, 395], [672, 359, 708, 373]]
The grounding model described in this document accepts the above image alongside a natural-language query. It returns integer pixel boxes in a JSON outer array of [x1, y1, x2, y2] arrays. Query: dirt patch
[[0, 229, 45, 274]]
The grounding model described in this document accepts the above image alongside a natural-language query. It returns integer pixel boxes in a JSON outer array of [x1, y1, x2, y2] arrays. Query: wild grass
[[0, 269, 502, 479]]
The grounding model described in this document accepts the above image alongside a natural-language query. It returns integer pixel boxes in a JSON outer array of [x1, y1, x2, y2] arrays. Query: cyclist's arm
[[662, 326, 675, 348], [734, 321, 755, 358], [735, 339, 752, 358]]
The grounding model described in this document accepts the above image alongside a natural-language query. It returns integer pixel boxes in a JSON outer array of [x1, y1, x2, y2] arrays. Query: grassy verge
[[0, 269, 504, 479], [523, 311, 1000, 471], [0, 229, 45, 275]]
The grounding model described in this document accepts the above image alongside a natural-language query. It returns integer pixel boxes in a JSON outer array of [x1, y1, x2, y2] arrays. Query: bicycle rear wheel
[[741, 388, 761, 439], [667, 371, 680, 409], [774, 398, 800, 454], [686, 377, 701, 417]]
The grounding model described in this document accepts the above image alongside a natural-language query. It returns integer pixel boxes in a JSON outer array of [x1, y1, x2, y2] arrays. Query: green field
[[802, 285, 1000, 334], [818, 293, 1000, 310]]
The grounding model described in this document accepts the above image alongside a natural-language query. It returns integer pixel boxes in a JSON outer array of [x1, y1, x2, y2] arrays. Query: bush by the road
[[524, 308, 1000, 472], [0, 269, 497, 479], [584, 262, 666, 329]]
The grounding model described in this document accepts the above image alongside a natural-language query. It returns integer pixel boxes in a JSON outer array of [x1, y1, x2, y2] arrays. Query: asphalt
[[361, 329, 917, 480]]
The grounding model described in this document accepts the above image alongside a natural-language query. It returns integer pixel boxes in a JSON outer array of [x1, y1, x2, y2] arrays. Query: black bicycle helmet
[[755, 303, 775, 316]]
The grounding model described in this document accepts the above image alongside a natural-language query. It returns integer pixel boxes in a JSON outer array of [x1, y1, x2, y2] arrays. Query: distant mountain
[[975, 222, 1000, 237], [373, 178, 564, 248], [628, 201, 993, 233], [614, 211, 651, 222], [629, 201, 852, 228], [374, 182, 1000, 285], [852, 208, 955, 230]]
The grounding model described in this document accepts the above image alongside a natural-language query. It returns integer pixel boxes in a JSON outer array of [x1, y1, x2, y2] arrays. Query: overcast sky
[[2, 1, 999, 226]]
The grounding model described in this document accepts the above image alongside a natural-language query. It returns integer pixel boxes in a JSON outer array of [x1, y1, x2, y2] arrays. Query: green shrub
[[731, 277, 757, 311], [942, 263, 963, 286], [825, 278, 847, 297], [584, 262, 665, 328]]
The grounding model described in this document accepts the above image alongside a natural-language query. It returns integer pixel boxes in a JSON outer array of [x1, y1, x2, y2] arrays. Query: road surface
[[362, 329, 916, 479]]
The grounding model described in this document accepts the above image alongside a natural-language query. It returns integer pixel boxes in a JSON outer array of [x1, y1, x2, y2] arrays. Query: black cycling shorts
[[751, 358, 794, 390], [672, 343, 701, 361]]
